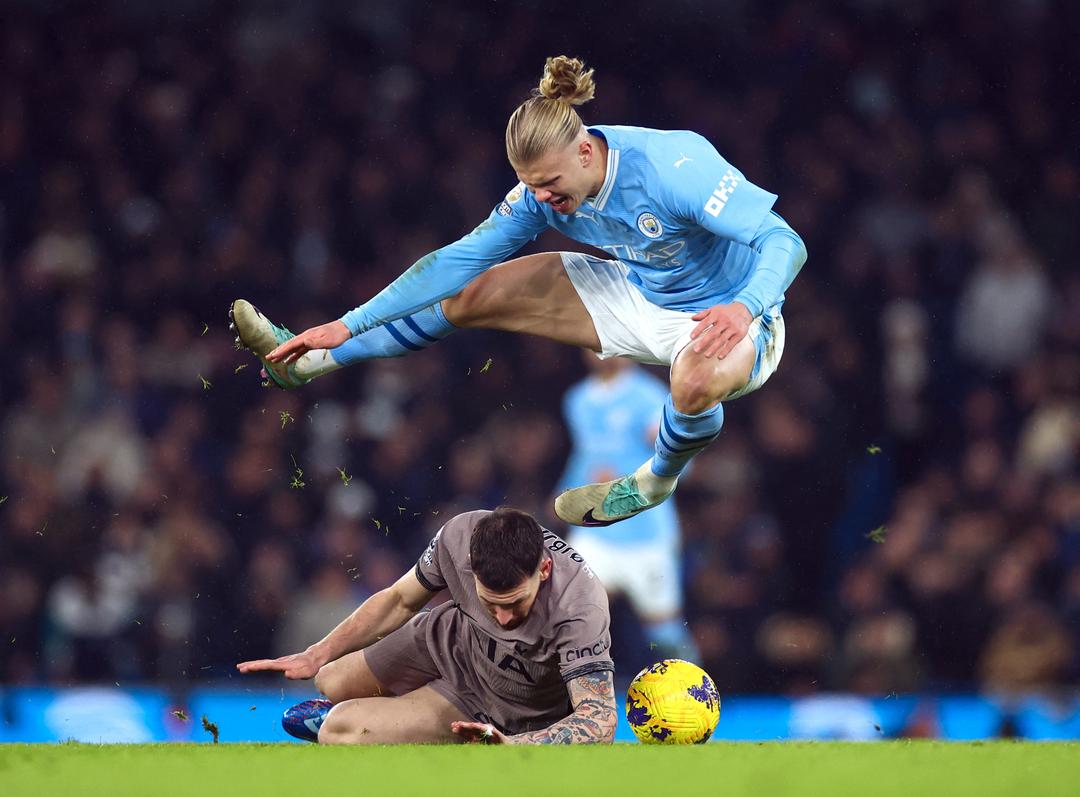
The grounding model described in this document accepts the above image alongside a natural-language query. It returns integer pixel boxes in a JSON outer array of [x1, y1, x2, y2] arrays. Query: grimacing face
[[513, 135, 606, 216], [474, 557, 552, 629]]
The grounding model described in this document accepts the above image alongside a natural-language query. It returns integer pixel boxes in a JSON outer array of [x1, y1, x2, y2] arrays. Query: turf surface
[[2, 741, 1076, 796]]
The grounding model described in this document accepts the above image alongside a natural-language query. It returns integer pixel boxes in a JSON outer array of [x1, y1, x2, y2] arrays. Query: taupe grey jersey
[[414, 510, 614, 707]]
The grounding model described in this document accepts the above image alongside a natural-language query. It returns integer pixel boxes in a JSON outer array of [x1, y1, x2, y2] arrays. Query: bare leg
[[441, 252, 601, 350], [313, 650, 388, 702], [669, 334, 756, 414], [318, 685, 470, 745], [555, 335, 758, 526]]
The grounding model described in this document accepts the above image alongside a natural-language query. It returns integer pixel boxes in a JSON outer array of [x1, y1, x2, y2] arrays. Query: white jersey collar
[[586, 128, 620, 212]]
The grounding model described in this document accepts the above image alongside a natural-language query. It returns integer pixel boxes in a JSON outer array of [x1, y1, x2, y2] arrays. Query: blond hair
[[506, 56, 596, 167]]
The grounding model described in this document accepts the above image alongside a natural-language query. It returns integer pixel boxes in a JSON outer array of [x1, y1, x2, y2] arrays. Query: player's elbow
[[792, 232, 808, 271]]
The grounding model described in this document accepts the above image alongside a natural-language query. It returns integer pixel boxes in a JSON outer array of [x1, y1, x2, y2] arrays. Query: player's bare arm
[[236, 569, 434, 677], [451, 670, 617, 745]]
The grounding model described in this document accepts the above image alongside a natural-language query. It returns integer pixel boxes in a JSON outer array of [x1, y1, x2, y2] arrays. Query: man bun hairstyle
[[537, 55, 596, 106], [506, 56, 596, 168], [469, 507, 545, 592]]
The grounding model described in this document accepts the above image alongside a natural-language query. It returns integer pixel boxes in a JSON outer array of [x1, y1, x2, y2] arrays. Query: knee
[[314, 661, 344, 703], [317, 706, 356, 745], [670, 369, 720, 415], [318, 703, 379, 746]]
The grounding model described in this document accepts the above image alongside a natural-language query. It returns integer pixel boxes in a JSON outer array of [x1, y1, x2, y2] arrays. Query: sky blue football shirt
[[341, 125, 787, 336]]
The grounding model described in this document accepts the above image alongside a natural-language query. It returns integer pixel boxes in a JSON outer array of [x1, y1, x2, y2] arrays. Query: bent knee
[[671, 346, 755, 413], [318, 703, 384, 746], [670, 370, 724, 415], [314, 661, 346, 703], [317, 708, 357, 745]]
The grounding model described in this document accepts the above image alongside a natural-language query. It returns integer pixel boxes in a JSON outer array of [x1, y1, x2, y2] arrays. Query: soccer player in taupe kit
[[237, 508, 617, 744]]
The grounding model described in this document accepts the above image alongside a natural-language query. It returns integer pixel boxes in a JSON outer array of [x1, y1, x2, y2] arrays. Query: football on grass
[[626, 659, 721, 744]]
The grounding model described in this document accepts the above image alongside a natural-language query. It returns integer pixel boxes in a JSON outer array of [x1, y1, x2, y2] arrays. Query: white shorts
[[569, 532, 683, 621], [561, 252, 786, 400]]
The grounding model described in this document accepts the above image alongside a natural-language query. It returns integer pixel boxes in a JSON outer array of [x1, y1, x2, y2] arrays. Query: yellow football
[[626, 659, 721, 744]]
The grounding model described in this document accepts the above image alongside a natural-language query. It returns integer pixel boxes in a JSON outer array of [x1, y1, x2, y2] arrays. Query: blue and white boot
[[282, 698, 332, 742], [555, 460, 677, 527]]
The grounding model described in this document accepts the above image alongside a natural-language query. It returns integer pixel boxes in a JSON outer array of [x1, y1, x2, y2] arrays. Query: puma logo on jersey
[[704, 169, 741, 217], [673, 154, 693, 168]]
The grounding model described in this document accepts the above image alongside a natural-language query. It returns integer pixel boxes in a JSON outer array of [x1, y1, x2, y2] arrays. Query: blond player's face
[[474, 558, 553, 630], [514, 139, 598, 216]]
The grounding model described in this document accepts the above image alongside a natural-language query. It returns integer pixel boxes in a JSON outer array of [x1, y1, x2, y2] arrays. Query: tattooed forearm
[[511, 670, 617, 745], [514, 712, 608, 745]]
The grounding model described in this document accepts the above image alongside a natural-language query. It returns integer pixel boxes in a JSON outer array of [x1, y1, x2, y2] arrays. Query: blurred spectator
[[979, 603, 1073, 692], [0, 0, 1077, 695]]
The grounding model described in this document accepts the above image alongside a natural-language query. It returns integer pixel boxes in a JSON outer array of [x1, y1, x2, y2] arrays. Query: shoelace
[[604, 475, 650, 514]]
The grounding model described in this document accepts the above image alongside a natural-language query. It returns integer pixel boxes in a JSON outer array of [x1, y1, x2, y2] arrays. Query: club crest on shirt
[[506, 183, 524, 203], [422, 528, 442, 567], [637, 211, 663, 239]]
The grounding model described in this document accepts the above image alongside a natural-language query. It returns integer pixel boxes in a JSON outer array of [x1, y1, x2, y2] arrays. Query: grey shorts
[[364, 602, 572, 735]]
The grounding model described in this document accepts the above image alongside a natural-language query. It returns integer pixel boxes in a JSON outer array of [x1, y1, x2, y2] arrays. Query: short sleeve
[[414, 525, 448, 592], [556, 606, 615, 682], [650, 132, 777, 245]]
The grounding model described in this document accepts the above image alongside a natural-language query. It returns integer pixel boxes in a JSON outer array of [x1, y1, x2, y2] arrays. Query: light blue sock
[[330, 303, 457, 366], [651, 395, 724, 478]]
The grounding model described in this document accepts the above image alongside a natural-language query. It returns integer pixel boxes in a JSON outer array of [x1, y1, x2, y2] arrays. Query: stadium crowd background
[[1, 0, 1077, 700]]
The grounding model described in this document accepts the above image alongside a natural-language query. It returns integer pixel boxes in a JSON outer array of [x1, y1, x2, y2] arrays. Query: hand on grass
[[451, 721, 511, 744]]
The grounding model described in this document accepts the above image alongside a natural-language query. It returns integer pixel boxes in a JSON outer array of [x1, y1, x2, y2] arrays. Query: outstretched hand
[[236, 650, 323, 680], [451, 721, 512, 744], [689, 302, 753, 359], [267, 320, 352, 365]]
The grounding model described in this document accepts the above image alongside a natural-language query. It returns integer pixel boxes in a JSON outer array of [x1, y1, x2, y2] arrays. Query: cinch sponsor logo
[[704, 168, 741, 217], [564, 639, 611, 663]]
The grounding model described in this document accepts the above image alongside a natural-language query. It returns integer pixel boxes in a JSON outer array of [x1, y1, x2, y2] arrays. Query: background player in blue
[[558, 353, 699, 660], [231, 55, 806, 526]]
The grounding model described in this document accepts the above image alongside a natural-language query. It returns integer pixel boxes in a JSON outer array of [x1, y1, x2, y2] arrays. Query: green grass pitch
[[3, 741, 1077, 796]]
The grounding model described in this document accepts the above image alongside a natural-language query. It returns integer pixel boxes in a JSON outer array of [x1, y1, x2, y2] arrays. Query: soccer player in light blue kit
[[231, 55, 806, 527], [558, 353, 699, 658]]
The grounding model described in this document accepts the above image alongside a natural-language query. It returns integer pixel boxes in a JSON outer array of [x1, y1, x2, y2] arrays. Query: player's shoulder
[[594, 124, 705, 148], [499, 180, 547, 219], [543, 530, 610, 604], [603, 126, 724, 210], [440, 509, 491, 545]]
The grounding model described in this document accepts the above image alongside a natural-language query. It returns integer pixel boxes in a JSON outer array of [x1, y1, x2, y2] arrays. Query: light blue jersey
[[557, 366, 679, 546], [341, 125, 805, 335]]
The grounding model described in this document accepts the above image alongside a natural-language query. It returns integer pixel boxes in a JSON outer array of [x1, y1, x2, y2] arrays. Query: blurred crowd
[[1, 0, 1078, 695]]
